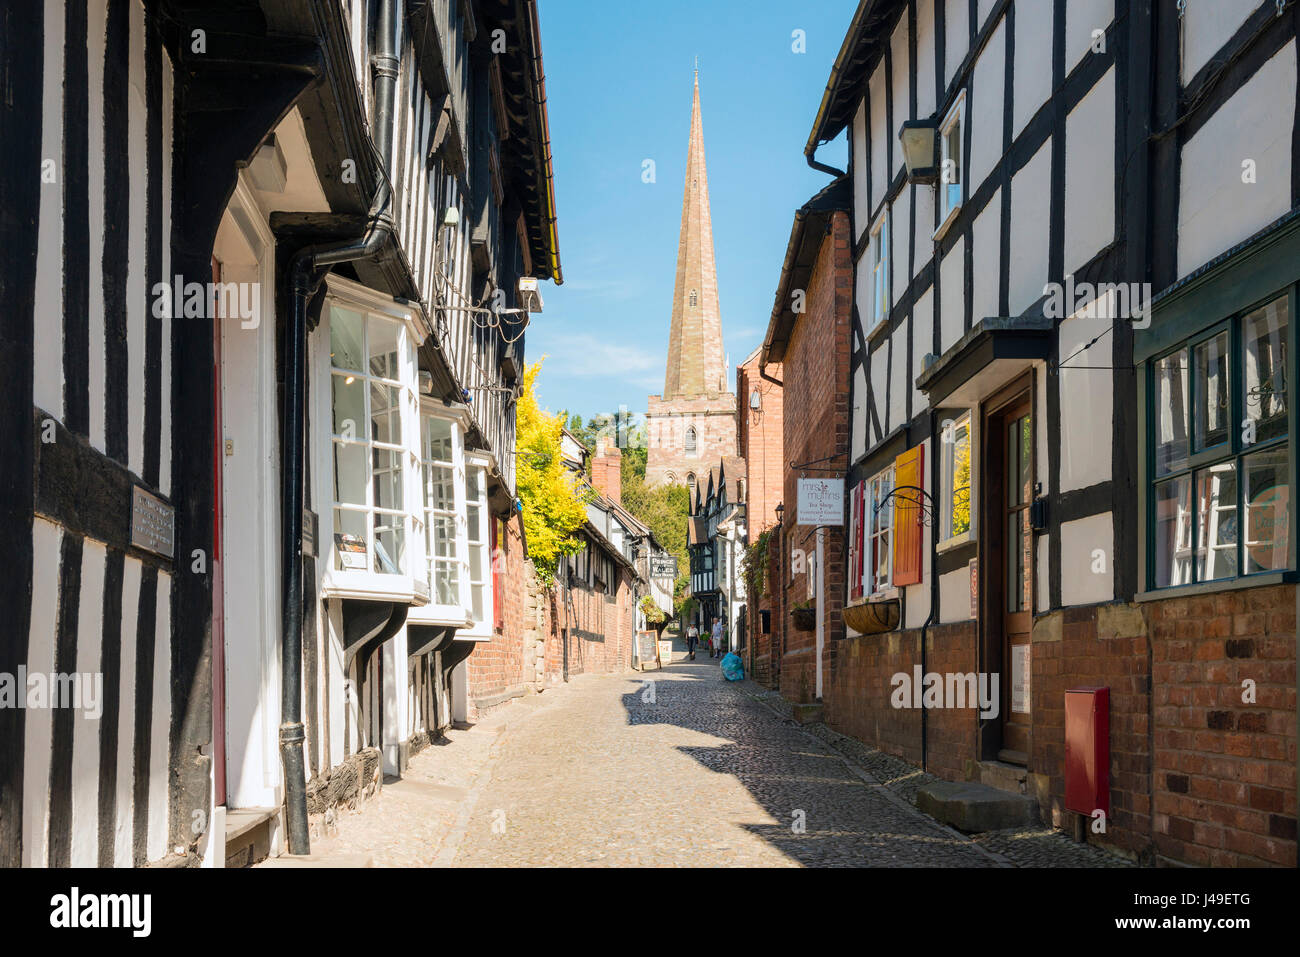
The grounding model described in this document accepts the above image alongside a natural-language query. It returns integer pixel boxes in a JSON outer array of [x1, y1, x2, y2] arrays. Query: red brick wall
[[823, 622, 977, 780], [778, 210, 852, 703], [542, 562, 635, 679], [737, 356, 783, 535], [1145, 586, 1296, 866], [466, 512, 528, 709]]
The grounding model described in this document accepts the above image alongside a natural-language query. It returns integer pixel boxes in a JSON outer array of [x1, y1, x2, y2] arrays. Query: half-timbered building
[[2, 0, 560, 867], [807, 0, 1297, 865]]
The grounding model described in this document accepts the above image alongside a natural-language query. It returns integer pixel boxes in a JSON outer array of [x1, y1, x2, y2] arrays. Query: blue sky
[[528, 0, 853, 420]]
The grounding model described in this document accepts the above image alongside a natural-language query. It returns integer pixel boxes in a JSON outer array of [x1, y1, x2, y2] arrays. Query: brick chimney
[[591, 435, 622, 504]]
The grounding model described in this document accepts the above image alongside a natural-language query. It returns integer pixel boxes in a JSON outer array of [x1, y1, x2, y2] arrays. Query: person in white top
[[686, 623, 698, 660], [711, 619, 724, 658]]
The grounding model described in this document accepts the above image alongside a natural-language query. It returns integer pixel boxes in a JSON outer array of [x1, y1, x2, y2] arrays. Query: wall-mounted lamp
[[899, 118, 939, 184]]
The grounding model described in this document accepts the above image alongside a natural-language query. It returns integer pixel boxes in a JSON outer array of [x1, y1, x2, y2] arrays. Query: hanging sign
[[797, 478, 844, 526]]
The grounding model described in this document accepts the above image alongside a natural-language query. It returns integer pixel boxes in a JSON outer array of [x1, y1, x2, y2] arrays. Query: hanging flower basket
[[790, 606, 816, 633], [843, 598, 900, 636]]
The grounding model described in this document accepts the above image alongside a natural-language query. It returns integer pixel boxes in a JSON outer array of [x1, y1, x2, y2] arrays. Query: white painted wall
[[851, 364, 867, 462], [939, 566, 973, 623], [852, 102, 869, 242], [969, 16, 1006, 189], [939, 237, 965, 352], [1178, 40, 1296, 277], [870, 63, 888, 215], [892, 186, 911, 305], [1013, 0, 1053, 141], [1060, 513, 1115, 606], [1058, 310, 1114, 491], [889, 320, 909, 431], [913, 179, 936, 276], [870, 346, 888, 444], [945, 0, 970, 87], [892, 14, 912, 181], [1009, 138, 1052, 315], [916, 0, 938, 118], [1064, 0, 1114, 73], [971, 190, 1001, 323], [1064, 67, 1116, 275], [70, 539, 106, 867], [1182, 0, 1262, 84], [34, 0, 64, 421], [912, 288, 935, 414]]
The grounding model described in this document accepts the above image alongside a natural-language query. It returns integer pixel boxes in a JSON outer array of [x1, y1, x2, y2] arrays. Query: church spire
[[663, 71, 728, 398]]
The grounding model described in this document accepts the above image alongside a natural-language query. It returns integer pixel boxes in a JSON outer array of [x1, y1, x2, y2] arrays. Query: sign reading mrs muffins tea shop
[[130, 486, 174, 559], [797, 478, 844, 526]]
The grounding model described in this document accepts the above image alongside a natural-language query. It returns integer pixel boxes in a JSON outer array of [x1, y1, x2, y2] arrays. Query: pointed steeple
[[663, 71, 728, 399]]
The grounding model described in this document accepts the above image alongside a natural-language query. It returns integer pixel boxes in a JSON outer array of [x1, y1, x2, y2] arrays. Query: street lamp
[[899, 117, 939, 184]]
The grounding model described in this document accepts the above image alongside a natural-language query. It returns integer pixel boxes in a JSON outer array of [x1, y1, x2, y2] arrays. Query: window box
[[843, 598, 900, 635]]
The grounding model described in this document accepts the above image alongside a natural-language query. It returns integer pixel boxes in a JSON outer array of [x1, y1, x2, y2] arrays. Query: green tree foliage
[[516, 363, 592, 585]]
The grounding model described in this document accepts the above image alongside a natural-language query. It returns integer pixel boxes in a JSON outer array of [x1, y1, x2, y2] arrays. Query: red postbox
[[1064, 686, 1109, 816]]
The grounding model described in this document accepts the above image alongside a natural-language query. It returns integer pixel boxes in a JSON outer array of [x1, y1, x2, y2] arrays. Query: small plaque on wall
[[1011, 644, 1031, 714], [130, 486, 174, 559]]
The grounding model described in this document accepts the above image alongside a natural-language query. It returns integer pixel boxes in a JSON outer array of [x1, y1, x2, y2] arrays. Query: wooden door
[[999, 399, 1033, 760], [982, 383, 1034, 765]]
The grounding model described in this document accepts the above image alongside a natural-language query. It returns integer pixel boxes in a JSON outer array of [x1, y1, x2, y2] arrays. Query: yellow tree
[[515, 360, 592, 585]]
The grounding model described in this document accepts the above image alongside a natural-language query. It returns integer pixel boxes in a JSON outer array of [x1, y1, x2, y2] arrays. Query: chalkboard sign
[[636, 631, 659, 670]]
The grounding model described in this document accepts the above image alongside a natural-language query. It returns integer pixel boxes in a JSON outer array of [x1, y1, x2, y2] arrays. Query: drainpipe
[[279, 0, 401, 856]]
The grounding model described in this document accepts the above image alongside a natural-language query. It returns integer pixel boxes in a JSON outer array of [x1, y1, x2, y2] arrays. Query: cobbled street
[[289, 642, 1131, 869], [450, 656, 997, 867]]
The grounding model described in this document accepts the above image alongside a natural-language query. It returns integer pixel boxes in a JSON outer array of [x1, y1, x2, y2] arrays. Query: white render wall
[[1178, 40, 1296, 277]]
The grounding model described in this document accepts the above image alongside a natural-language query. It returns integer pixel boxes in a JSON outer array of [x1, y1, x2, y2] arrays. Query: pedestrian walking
[[711, 619, 724, 658], [686, 623, 698, 660]]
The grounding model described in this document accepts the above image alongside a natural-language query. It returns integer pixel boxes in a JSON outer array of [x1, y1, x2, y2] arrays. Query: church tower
[[645, 71, 737, 489]]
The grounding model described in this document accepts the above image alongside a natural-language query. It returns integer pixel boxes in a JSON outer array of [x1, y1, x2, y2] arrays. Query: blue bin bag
[[720, 652, 744, 681]]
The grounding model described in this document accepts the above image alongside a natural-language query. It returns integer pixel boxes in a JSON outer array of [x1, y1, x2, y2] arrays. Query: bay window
[[1148, 293, 1292, 589], [329, 302, 419, 580], [321, 277, 478, 624]]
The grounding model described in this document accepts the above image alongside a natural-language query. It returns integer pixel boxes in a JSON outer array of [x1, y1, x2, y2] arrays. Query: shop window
[[1148, 294, 1291, 589]]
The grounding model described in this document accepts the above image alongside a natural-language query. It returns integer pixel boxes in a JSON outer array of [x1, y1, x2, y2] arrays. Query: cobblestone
[[285, 640, 1133, 868]]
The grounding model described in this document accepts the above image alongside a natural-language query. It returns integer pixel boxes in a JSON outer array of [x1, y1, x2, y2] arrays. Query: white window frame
[[409, 400, 472, 625], [935, 91, 966, 239], [868, 207, 891, 335], [938, 410, 975, 550], [320, 281, 426, 603], [865, 465, 896, 597], [458, 452, 493, 637]]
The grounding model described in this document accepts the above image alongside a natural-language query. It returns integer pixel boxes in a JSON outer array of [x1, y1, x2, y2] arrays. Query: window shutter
[[893, 446, 925, 586]]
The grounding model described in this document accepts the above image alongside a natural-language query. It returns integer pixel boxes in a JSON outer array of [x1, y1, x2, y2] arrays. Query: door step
[[997, 748, 1028, 766], [224, 806, 281, 868], [979, 759, 1028, 796], [916, 780, 1039, 833]]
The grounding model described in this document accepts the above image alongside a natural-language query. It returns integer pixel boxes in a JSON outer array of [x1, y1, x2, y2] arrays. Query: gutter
[[523, 0, 562, 284], [279, 0, 402, 856]]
